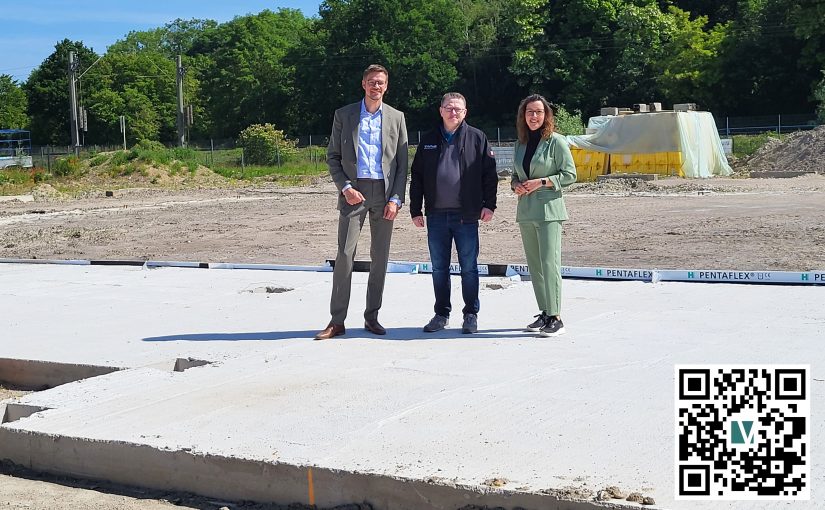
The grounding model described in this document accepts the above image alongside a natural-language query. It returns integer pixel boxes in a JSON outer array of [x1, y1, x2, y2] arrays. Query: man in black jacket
[[409, 92, 498, 334]]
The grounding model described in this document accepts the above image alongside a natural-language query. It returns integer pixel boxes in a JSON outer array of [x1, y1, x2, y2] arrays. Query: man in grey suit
[[315, 64, 409, 340]]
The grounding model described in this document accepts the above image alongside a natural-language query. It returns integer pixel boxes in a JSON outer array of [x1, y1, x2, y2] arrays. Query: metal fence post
[[210, 138, 214, 165], [778, 114, 781, 134], [726, 117, 730, 136]]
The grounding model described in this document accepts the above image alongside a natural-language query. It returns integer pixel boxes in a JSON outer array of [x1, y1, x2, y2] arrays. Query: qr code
[[675, 365, 810, 500]]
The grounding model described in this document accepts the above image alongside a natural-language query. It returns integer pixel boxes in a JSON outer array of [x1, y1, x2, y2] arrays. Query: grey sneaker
[[525, 312, 548, 332], [462, 313, 478, 334], [423, 314, 448, 333], [540, 316, 565, 337]]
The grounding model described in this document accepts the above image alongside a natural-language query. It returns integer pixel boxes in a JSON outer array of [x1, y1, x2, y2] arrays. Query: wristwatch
[[540, 178, 547, 187]]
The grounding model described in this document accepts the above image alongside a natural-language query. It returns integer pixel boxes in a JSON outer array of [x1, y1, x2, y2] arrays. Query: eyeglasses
[[525, 110, 545, 117], [366, 80, 386, 87], [441, 107, 466, 114]]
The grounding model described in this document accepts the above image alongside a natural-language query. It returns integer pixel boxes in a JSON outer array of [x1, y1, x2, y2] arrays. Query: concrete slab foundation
[[0, 263, 822, 509]]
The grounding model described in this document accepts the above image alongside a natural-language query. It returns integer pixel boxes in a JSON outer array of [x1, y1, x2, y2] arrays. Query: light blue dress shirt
[[356, 100, 384, 179]]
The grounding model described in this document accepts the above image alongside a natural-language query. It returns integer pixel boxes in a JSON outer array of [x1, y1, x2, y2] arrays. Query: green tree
[[83, 51, 178, 144], [0, 75, 29, 129], [508, 0, 629, 116], [193, 9, 309, 139], [24, 40, 99, 145], [664, 0, 735, 26], [654, 7, 726, 108], [109, 18, 219, 58], [289, 0, 465, 132], [455, 0, 525, 129], [708, 0, 818, 115]]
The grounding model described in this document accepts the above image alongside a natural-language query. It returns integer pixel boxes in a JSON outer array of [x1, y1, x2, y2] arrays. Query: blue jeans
[[426, 211, 480, 317]]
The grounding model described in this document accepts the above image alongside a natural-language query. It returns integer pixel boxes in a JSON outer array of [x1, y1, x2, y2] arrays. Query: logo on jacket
[[424, 144, 438, 150]]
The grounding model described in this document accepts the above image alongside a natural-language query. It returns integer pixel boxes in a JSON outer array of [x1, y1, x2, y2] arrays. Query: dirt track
[[2, 175, 824, 271]]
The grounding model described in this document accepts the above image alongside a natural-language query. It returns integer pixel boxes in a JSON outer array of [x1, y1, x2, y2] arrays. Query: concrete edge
[[0, 358, 123, 390], [0, 427, 646, 510]]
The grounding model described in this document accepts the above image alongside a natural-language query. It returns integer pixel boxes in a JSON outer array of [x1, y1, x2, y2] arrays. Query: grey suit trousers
[[330, 179, 393, 323]]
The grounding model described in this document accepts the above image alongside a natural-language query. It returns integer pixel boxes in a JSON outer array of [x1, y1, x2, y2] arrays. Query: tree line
[[1, 0, 824, 146]]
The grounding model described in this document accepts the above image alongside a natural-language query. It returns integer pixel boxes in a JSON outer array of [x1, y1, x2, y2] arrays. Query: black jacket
[[409, 121, 498, 222]]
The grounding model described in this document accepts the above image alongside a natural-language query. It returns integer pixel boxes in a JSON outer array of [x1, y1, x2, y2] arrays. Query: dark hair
[[362, 64, 389, 80], [516, 94, 555, 143]]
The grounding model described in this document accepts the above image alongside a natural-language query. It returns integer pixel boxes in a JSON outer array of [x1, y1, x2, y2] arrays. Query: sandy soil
[[1, 173, 824, 509], [2, 175, 825, 271]]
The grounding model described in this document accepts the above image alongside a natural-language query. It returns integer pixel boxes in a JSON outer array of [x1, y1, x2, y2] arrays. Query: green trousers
[[519, 221, 563, 316]]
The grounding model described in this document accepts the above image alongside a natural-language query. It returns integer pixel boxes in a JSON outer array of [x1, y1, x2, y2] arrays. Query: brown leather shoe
[[314, 323, 345, 340], [364, 319, 386, 335]]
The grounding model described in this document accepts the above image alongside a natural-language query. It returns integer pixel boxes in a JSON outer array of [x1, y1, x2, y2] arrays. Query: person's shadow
[[142, 327, 531, 342]]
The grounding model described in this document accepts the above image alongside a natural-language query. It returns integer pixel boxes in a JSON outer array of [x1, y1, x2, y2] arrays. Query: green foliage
[[237, 124, 299, 165], [194, 9, 309, 138], [109, 150, 136, 166], [654, 7, 726, 107], [84, 53, 177, 144], [731, 132, 786, 158], [289, 0, 464, 130], [18, 0, 824, 147], [212, 162, 327, 180], [815, 72, 825, 124], [553, 105, 585, 135], [24, 40, 99, 145], [89, 154, 108, 167], [0, 168, 35, 186], [0, 75, 29, 128], [109, 18, 218, 58], [53, 156, 83, 177]]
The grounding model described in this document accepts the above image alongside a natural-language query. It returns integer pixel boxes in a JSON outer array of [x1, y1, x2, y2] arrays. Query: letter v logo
[[731, 420, 756, 444]]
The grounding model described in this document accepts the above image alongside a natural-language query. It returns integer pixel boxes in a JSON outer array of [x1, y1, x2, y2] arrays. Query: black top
[[409, 121, 498, 222], [523, 129, 542, 177]]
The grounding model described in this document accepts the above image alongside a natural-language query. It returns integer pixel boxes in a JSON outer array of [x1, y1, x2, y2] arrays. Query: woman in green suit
[[511, 94, 577, 337]]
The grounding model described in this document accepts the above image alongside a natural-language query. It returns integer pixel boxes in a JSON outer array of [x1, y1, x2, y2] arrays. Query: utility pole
[[176, 55, 186, 147], [120, 115, 126, 150], [68, 51, 81, 155]]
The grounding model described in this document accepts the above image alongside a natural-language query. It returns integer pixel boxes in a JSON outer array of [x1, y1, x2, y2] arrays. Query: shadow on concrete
[[142, 327, 533, 342]]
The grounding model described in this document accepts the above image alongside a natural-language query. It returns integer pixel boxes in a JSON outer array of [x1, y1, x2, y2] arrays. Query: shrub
[[110, 150, 136, 166], [53, 156, 83, 177], [237, 124, 299, 165], [134, 140, 166, 151], [731, 132, 786, 158], [553, 105, 585, 135]]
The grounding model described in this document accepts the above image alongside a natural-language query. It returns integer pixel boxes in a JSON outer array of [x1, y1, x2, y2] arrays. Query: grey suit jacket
[[327, 101, 409, 210]]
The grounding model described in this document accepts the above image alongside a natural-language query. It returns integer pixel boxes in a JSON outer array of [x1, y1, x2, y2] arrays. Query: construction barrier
[[569, 147, 609, 182], [609, 152, 683, 177], [570, 147, 684, 181]]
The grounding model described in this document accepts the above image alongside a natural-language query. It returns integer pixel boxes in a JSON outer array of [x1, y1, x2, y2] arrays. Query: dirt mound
[[743, 125, 825, 175], [30, 183, 67, 201]]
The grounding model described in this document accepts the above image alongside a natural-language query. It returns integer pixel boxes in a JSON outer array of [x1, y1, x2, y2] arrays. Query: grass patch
[[211, 161, 327, 180], [89, 154, 108, 167], [731, 132, 787, 158], [110, 150, 137, 166]]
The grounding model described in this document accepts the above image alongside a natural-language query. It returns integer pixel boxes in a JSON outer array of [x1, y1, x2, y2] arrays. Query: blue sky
[[0, 0, 321, 83]]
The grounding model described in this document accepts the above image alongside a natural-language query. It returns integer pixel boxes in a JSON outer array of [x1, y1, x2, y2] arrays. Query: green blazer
[[511, 132, 577, 222]]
